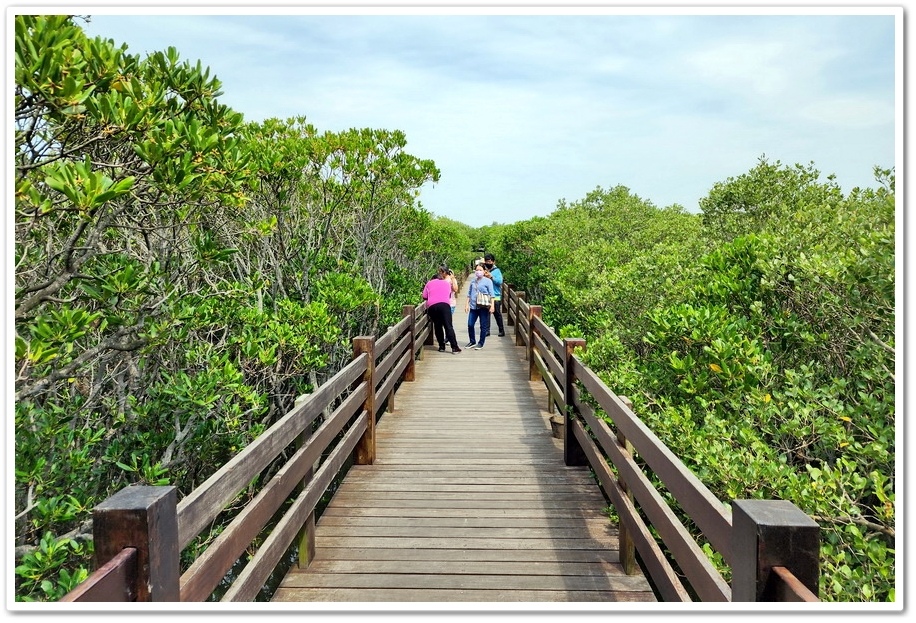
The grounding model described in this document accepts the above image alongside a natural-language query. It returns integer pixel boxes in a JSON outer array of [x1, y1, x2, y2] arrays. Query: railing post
[[92, 485, 179, 601], [528, 305, 542, 380], [353, 336, 376, 465], [504, 283, 514, 326], [731, 499, 820, 601], [417, 301, 434, 349], [295, 394, 316, 569], [515, 292, 526, 345], [403, 305, 417, 379], [616, 395, 637, 574], [562, 337, 588, 466]]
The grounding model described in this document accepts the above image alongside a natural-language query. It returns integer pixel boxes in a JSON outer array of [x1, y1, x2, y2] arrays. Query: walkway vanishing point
[[272, 287, 657, 603]]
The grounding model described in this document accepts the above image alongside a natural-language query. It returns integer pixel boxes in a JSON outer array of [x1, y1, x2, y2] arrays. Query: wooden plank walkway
[[272, 287, 656, 603]]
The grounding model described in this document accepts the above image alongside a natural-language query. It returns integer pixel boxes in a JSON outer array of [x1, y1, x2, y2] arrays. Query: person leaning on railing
[[423, 265, 462, 353]]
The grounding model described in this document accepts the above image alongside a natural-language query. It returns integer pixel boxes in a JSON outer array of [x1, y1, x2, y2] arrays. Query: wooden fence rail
[[502, 283, 821, 602], [62, 302, 431, 602], [63, 282, 819, 603]]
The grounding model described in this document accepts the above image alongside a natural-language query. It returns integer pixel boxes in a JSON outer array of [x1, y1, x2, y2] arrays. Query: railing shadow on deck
[[62, 284, 820, 604], [502, 283, 820, 604]]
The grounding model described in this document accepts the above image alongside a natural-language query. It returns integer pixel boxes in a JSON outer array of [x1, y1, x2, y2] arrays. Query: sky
[[54, 2, 900, 228]]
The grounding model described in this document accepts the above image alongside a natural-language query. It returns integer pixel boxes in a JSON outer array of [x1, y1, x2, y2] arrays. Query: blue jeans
[[467, 307, 491, 346]]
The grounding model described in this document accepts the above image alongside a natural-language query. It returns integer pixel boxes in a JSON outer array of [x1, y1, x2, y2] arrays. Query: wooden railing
[[62, 301, 432, 602], [502, 283, 821, 602], [64, 282, 821, 603]]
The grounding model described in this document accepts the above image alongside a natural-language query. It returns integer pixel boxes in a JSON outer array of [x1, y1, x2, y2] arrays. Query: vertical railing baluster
[[616, 395, 637, 574], [562, 337, 587, 466], [353, 336, 376, 465], [294, 393, 316, 569], [515, 292, 526, 346], [528, 305, 542, 380], [505, 283, 515, 327], [403, 305, 417, 380]]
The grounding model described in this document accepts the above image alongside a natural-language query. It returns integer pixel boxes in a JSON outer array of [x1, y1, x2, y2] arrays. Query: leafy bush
[[13, 15, 444, 601], [502, 161, 895, 602]]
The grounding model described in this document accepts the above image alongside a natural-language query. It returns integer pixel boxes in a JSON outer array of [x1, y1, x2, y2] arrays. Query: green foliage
[[14, 15, 444, 602], [14, 532, 91, 602], [699, 156, 845, 242], [494, 186, 707, 347], [503, 161, 895, 602]]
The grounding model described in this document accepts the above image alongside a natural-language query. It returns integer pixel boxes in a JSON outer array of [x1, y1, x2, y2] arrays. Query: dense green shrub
[[501, 162, 895, 602], [13, 15, 446, 601]]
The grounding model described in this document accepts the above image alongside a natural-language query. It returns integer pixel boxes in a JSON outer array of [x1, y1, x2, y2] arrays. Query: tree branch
[[810, 513, 894, 538], [866, 326, 895, 356], [15, 327, 146, 401]]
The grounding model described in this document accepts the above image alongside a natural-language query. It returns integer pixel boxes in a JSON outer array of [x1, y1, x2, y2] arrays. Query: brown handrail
[[64, 285, 821, 603], [63, 298, 431, 602], [58, 547, 138, 602], [503, 282, 821, 603], [771, 566, 820, 602]]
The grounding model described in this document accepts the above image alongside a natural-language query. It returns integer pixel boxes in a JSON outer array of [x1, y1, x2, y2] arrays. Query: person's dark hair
[[484, 253, 495, 262], [438, 264, 449, 274]]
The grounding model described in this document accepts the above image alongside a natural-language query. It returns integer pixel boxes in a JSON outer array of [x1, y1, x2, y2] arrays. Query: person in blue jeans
[[482, 253, 505, 337], [464, 264, 495, 350]]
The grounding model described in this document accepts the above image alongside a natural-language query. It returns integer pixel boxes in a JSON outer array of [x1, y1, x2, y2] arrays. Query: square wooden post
[[731, 499, 820, 601], [92, 485, 179, 601], [528, 305, 542, 380], [353, 336, 376, 465], [562, 337, 588, 466]]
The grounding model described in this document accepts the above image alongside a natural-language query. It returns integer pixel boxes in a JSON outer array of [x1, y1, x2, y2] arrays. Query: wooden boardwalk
[[272, 288, 657, 603]]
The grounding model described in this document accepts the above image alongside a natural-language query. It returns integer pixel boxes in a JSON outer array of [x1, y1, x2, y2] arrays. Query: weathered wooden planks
[[272, 294, 656, 604]]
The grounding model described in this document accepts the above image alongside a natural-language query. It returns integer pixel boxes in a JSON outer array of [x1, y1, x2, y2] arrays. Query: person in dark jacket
[[483, 253, 505, 337]]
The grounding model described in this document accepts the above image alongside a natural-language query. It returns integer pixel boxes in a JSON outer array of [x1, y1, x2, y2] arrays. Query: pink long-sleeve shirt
[[422, 277, 453, 306]]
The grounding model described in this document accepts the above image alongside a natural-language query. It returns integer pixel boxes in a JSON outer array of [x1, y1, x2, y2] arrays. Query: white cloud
[[73, 10, 897, 227], [798, 96, 895, 129]]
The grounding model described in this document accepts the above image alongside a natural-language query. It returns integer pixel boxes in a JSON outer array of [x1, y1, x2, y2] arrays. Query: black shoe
[[438, 346, 446, 352], [498, 332, 506, 337], [465, 341, 475, 348], [451, 347, 462, 353]]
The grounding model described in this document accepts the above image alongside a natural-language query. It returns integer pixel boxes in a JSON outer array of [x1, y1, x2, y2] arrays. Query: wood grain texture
[[273, 291, 656, 604]]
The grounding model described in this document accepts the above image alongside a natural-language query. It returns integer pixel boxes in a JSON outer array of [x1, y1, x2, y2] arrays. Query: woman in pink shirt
[[422, 265, 462, 353]]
